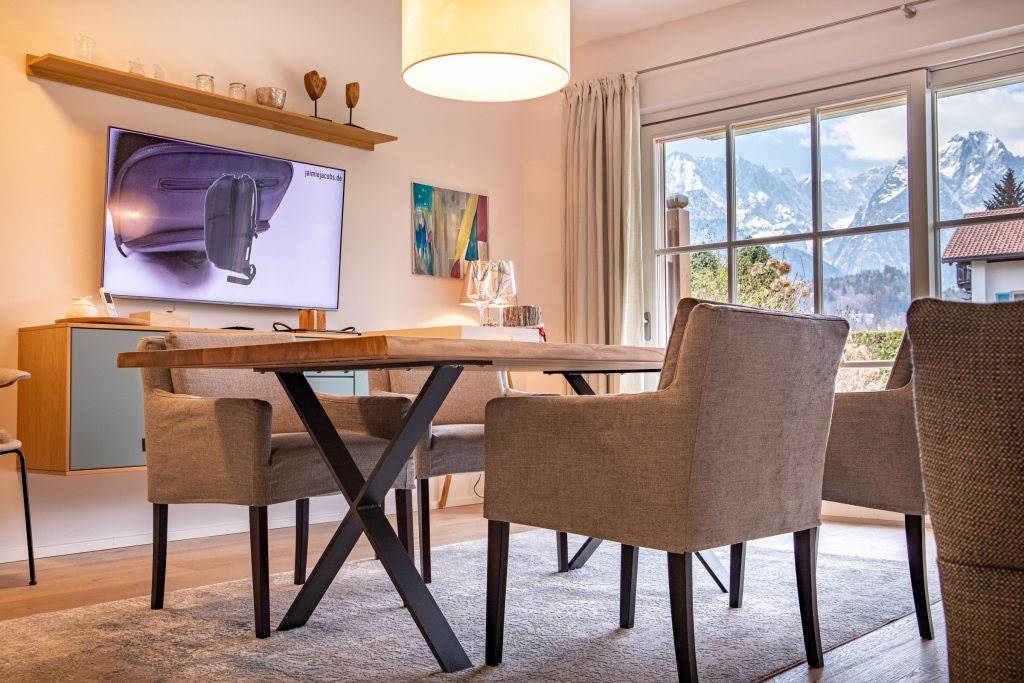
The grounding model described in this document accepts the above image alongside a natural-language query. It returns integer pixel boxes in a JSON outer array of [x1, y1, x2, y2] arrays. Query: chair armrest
[[822, 383, 925, 514], [316, 393, 414, 440], [0, 368, 30, 388], [484, 391, 690, 551], [143, 389, 272, 504]]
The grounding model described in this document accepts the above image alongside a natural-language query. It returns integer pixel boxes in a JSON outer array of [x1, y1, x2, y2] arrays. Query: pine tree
[[983, 169, 1024, 210]]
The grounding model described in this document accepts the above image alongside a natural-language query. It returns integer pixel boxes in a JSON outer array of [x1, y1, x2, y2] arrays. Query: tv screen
[[101, 127, 345, 309]]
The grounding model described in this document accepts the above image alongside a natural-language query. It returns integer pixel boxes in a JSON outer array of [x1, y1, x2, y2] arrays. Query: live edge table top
[[116, 334, 666, 374]]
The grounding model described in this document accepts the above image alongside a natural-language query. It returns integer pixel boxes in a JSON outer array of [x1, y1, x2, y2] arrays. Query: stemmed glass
[[465, 260, 496, 326], [492, 260, 517, 327]]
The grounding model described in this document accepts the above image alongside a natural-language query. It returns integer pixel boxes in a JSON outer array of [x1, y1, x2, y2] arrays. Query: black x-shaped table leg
[[274, 365, 473, 673], [553, 372, 729, 593]]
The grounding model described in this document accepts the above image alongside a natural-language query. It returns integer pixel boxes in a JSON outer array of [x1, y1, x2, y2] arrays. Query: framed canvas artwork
[[412, 182, 489, 278]]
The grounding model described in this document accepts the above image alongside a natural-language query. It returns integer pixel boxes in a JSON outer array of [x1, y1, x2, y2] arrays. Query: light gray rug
[[0, 530, 939, 682]]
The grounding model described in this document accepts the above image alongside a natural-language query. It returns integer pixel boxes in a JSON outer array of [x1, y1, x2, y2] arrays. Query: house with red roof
[[942, 207, 1024, 302]]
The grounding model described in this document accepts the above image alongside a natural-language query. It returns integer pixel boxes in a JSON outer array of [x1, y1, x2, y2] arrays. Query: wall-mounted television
[[101, 127, 345, 309]]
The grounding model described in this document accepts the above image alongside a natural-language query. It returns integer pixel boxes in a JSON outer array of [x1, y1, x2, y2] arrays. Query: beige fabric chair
[[483, 300, 849, 681], [907, 299, 1024, 682], [139, 332, 416, 638], [369, 368, 509, 582], [1, 368, 36, 586], [730, 335, 935, 637]]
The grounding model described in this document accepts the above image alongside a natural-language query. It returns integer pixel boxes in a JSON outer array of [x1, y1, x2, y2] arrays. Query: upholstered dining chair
[[138, 332, 416, 638], [369, 369, 512, 583], [728, 335, 935, 639], [483, 300, 849, 681], [1, 368, 36, 586], [907, 299, 1024, 681]]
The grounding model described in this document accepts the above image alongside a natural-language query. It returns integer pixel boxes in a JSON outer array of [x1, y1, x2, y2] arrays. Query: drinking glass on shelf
[[465, 260, 496, 326], [72, 33, 96, 63], [196, 74, 214, 92], [492, 260, 517, 327]]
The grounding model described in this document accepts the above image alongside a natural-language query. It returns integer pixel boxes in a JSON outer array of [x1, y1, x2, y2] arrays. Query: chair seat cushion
[[267, 431, 414, 505], [0, 436, 22, 454], [419, 424, 486, 479]]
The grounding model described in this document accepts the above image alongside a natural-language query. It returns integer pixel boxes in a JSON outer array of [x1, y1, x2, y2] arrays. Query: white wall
[[0, 0, 559, 562], [984, 259, 1024, 301]]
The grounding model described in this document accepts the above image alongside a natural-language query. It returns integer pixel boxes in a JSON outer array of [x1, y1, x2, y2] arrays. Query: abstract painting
[[412, 182, 489, 278]]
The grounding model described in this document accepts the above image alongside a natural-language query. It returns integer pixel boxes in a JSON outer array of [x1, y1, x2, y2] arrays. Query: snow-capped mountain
[[664, 130, 1024, 276], [937, 131, 1024, 218]]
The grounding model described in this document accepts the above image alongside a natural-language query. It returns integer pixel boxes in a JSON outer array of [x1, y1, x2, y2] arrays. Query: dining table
[[117, 333, 725, 672]]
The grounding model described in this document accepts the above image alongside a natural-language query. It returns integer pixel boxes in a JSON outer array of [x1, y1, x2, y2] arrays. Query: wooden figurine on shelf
[[345, 82, 362, 128], [303, 69, 330, 120]]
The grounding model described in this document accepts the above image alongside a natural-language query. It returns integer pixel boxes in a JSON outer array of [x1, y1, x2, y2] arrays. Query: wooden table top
[[116, 334, 665, 373]]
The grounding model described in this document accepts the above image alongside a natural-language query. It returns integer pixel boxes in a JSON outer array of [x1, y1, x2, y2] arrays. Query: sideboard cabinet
[[17, 323, 365, 475]]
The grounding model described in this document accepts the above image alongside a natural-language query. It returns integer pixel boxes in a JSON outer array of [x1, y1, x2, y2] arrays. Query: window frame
[[641, 72, 929, 351]]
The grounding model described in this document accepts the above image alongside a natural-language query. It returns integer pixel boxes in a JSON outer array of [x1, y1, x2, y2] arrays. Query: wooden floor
[[0, 505, 947, 681]]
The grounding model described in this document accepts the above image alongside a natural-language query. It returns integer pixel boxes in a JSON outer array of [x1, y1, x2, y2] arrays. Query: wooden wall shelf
[[26, 54, 397, 151]]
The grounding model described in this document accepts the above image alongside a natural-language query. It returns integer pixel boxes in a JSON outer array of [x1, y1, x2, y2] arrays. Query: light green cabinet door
[[69, 329, 154, 470]]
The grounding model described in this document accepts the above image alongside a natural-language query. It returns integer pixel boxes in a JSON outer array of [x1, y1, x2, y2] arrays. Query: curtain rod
[[637, 0, 935, 76]]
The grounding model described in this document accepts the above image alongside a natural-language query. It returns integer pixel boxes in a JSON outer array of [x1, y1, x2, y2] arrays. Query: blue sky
[[938, 79, 1024, 155], [667, 101, 910, 181]]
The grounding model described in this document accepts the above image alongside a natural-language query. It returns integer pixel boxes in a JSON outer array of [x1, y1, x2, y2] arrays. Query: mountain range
[[666, 130, 1024, 277]]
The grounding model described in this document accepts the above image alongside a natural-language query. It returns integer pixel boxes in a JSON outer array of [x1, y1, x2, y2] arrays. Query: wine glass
[[492, 260, 517, 327], [465, 260, 496, 326]]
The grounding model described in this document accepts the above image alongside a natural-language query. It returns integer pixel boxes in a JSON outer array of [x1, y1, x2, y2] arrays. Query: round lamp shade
[[402, 0, 570, 102]]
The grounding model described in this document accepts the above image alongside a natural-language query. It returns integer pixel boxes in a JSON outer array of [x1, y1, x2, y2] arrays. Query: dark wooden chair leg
[[729, 542, 746, 608], [14, 450, 36, 586], [249, 506, 270, 639], [418, 478, 432, 583], [485, 520, 510, 666], [396, 488, 415, 561], [668, 552, 698, 683], [905, 514, 935, 640], [556, 531, 569, 572], [620, 544, 639, 628], [294, 498, 309, 585], [151, 503, 168, 609], [794, 527, 824, 668]]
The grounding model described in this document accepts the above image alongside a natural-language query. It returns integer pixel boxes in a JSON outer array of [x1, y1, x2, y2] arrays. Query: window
[[933, 72, 1024, 303], [650, 92, 912, 387]]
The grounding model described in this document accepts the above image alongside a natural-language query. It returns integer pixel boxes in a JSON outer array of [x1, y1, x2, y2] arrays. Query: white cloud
[[819, 105, 908, 162], [937, 83, 1024, 155]]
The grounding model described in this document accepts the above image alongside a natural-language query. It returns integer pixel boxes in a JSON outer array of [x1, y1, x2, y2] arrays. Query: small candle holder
[[195, 74, 214, 93]]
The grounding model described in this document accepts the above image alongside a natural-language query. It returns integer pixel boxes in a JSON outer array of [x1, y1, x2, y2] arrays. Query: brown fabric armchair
[[483, 300, 849, 681], [907, 299, 1024, 681], [369, 368, 511, 582], [139, 332, 416, 638], [729, 335, 935, 639]]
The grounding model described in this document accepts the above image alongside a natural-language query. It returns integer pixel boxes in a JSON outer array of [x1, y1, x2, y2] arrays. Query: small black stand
[[310, 100, 332, 122], [346, 108, 364, 129]]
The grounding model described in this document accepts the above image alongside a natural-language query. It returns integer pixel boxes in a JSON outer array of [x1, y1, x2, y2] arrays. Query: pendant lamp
[[402, 0, 570, 102]]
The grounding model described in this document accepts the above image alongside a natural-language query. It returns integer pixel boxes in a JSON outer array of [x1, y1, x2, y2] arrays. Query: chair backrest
[[907, 298, 1024, 679], [156, 331, 304, 434], [670, 302, 849, 548], [886, 333, 913, 390], [369, 368, 507, 425], [657, 298, 703, 391]]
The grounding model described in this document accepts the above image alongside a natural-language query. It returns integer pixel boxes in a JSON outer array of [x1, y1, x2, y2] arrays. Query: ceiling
[[570, 0, 748, 47]]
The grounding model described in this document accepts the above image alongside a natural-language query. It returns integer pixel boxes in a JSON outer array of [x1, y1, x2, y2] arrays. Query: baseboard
[[0, 509, 346, 564]]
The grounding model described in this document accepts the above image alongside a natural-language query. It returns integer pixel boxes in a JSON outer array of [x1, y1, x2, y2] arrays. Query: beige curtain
[[563, 73, 645, 390]]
